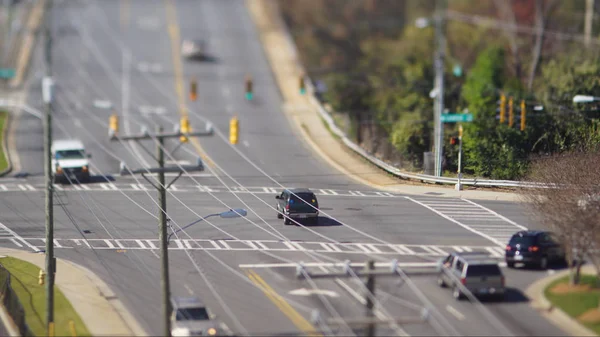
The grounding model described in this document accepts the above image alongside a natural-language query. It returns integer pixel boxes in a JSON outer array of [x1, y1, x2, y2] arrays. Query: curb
[[9, 0, 46, 90], [525, 266, 597, 336], [0, 112, 13, 177], [64, 259, 150, 337], [0, 248, 149, 337]]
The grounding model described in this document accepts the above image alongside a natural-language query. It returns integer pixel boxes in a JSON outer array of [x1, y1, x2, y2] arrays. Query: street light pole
[[433, 0, 447, 177]]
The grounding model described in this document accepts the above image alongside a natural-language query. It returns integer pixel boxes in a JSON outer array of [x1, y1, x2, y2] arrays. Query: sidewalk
[[0, 248, 148, 336], [526, 265, 598, 336], [245, 0, 520, 202]]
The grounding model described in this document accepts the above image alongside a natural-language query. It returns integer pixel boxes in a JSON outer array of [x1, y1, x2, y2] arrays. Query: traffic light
[[520, 99, 526, 131], [180, 116, 190, 143], [299, 74, 306, 95], [450, 136, 458, 145], [499, 94, 506, 124], [190, 78, 197, 101], [230, 117, 239, 144], [109, 114, 119, 136], [245, 75, 253, 100], [508, 97, 514, 127], [458, 124, 463, 139]]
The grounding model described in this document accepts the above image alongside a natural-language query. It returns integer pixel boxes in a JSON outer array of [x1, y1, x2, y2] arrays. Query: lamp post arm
[[167, 214, 219, 242]]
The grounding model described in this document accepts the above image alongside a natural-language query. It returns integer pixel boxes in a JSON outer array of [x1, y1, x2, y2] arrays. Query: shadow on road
[[478, 288, 530, 304], [297, 216, 342, 227], [185, 54, 219, 63]]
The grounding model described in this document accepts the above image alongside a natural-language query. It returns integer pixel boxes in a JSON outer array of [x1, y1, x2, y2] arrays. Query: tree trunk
[[527, 0, 545, 91]]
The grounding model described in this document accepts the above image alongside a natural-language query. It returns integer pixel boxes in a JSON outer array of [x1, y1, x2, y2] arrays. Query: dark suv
[[275, 188, 319, 225], [505, 230, 566, 269]]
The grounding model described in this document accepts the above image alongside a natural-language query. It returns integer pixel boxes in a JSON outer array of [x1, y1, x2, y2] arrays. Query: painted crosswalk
[[407, 197, 527, 247], [0, 182, 401, 199], [0, 237, 507, 258]]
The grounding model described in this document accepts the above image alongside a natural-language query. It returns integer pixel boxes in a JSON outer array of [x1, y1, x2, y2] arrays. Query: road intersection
[[0, 0, 568, 336]]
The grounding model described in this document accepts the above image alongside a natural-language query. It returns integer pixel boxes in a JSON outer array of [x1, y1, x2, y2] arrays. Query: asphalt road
[[0, 0, 569, 336]]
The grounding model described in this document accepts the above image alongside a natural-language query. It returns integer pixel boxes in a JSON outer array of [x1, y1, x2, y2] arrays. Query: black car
[[275, 188, 319, 225], [505, 230, 566, 269]]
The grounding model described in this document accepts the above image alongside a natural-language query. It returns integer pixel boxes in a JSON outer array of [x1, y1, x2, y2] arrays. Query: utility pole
[[296, 260, 434, 335], [455, 125, 463, 191], [584, 0, 594, 47], [433, 0, 447, 177], [109, 117, 213, 337], [43, 0, 55, 333], [365, 260, 375, 337]]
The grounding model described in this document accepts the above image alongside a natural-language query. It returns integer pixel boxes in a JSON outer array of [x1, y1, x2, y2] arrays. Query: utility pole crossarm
[[113, 130, 213, 142]]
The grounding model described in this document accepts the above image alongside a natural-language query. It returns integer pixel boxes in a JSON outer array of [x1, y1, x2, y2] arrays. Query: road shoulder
[[245, 0, 520, 202], [0, 248, 148, 337], [526, 265, 597, 336]]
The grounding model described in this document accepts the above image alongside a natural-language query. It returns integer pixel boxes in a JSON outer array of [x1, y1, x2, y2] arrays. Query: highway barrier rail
[[278, 23, 538, 188], [0, 264, 32, 337]]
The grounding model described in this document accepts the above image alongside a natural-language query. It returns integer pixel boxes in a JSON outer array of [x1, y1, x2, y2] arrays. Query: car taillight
[[82, 166, 88, 172], [56, 166, 63, 174], [505, 245, 511, 251], [460, 278, 466, 285], [285, 204, 290, 210], [528, 246, 539, 252]]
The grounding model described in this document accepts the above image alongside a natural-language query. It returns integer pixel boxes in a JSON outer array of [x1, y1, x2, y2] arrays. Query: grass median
[[0, 111, 8, 172], [0, 256, 90, 337], [545, 274, 600, 335]]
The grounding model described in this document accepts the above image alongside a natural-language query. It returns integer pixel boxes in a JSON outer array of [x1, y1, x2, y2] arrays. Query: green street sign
[[0, 68, 16, 79], [441, 113, 473, 123]]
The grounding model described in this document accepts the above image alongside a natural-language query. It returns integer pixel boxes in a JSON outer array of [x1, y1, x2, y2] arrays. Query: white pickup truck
[[51, 139, 91, 183]]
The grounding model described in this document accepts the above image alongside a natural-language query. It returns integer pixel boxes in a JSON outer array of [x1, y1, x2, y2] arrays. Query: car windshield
[[55, 150, 85, 160], [466, 264, 502, 277], [175, 308, 210, 321], [509, 235, 536, 246], [291, 193, 317, 204]]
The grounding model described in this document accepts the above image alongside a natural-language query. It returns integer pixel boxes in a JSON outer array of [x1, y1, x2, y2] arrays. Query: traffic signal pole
[[455, 125, 463, 191], [433, 0, 447, 177], [109, 117, 213, 337]]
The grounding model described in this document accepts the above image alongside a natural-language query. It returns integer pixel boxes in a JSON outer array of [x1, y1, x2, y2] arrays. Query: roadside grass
[[545, 274, 600, 335], [0, 111, 8, 172], [0, 257, 90, 337]]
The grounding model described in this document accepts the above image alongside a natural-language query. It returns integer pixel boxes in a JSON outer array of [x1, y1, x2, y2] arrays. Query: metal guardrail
[[307, 91, 541, 188], [0, 263, 32, 337]]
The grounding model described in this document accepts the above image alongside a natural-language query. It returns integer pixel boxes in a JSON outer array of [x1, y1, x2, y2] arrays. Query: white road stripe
[[452, 246, 463, 253], [366, 244, 382, 254], [146, 240, 158, 249], [239, 262, 439, 268], [210, 240, 222, 249], [103, 239, 115, 248], [485, 247, 504, 258], [375, 192, 394, 197], [244, 241, 259, 250], [319, 243, 333, 252], [243, 140, 250, 147], [446, 305, 465, 321], [391, 245, 416, 255], [172, 240, 184, 249], [183, 240, 194, 249], [115, 240, 126, 249], [136, 240, 147, 249], [263, 187, 277, 193], [355, 244, 373, 253], [462, 199, 528, 230], [282, 241, 297, 251], [9, 238, 22, 247], [0, 185, 7, 191], [219, 240, 232, 250], [0, 221, 40, 252]]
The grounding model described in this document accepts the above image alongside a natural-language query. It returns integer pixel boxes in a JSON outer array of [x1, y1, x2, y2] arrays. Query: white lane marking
[[9, 238, 23, 247], [219, 240, 232, 249], [288, 288, 339, 298], [0, 221, 40, 252], [210, 241, 222, 249], [262, 187, 277, 193], [145, 240, 158, 249], [184, 283, 194, 295], [319, 243, 333, 252], [375, 192, 394, 197], [242, 140, 250, 147], [283, 241, 297, 251], [239, 262, 439, 268], [462, 199, 528, 230], [485, 247, 504, 258], [406, 196, 506, 247], [366, 244, 382, 254], [0, 185, 6, 191], [319, 189, 338, 195], [390, 245, 416, 255], [452, 246, 463, 253], [103, 240, 115, 248], [446, 305, 465, 321], [136, 240, 147, 249], [349, 191, 366, 196], [172, 240, 184, 249]]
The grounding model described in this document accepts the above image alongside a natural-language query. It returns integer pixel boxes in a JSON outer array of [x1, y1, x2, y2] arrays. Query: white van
[[51, 139, 91, 183]]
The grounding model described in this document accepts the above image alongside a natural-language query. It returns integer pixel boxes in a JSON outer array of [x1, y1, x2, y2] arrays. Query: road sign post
[[456, 125, 463, 191]]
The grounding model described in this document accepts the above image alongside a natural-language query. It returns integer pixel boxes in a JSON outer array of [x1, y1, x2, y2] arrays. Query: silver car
[[182, 39, 206, 59], [170, 297, 221, 336], [436, 252, 506, 300]]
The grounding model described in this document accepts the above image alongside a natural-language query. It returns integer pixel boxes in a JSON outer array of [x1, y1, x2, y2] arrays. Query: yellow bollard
[[48, 322, 55, 337], [38, 269, 45, 286], [180, 116, 190, 143], [69, 320, 77, 337], [229, 117, 239, 144], [109, 114, 119, 134]]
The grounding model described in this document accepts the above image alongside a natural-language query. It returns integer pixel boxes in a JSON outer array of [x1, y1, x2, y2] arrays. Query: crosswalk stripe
[[390, 245, 415, 255], [319, 189, 338, 195], [366, 244, 382, 254], [10, 238, 23, 247], [263, 187, 277, 193], [375, 192, 394, 197], [245, 241, 259, 250], [486, 247, 504, 258], [349, 191, 366, 196], [282, 241, 297, 251], [136, 240, 147, 249], [172, 240, 184, 249], [104, 239, 115, 248], [183, 240, 194, 249], [452, 246, 463, 253], [146, 240, 158, 249], [219, 240, 232, 249], [319, 243, 333, 252], [0, 185, 7, 191]]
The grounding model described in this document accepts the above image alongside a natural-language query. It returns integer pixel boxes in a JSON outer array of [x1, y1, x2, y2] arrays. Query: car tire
[[506, 261, 515, 268], [539, 256, 548, 270], [277, 206, 283, 219], [284, 217, 291, 225], [452, 286, 463, 300], [437, 275, 447, 288]]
